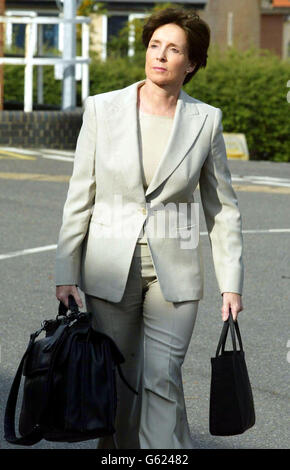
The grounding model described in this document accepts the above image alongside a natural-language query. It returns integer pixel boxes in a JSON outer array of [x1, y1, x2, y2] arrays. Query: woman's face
[[145, 23, 195, 88]]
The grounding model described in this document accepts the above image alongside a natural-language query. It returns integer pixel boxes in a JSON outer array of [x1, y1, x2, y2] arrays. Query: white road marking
[[41, 149, 74, 157], [0, 244, 57, 260], [0, 229, 289, 260], [0, 147, 40, 156], [0, 147, 74, 162], [247, 176, 290, 183], [200, 229, 290, 235], [232, 175, 290, 188], [41, 154, 74, 162]]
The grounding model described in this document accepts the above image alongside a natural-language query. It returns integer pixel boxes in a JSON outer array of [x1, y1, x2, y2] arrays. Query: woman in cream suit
[[55, 7, 244, 449]]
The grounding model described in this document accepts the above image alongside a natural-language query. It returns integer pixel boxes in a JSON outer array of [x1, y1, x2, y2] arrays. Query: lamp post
[[56, 0, 82, 110]]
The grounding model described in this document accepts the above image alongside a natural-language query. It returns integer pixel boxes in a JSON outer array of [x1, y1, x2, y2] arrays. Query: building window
[[13, 23, 25, 48], [107, 15, 129, 56], [42, 24, 59, 50]]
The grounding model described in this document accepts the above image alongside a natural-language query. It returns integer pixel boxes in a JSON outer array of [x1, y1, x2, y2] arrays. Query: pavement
[[0, 146, 289, 449]]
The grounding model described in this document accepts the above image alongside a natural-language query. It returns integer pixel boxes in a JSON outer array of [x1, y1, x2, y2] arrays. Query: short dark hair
[[142, 7, 210, 85]]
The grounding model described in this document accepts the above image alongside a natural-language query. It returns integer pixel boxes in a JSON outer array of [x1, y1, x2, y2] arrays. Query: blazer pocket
[[176, 224, 198, 244], [177, 223, 197, 230], [90, 215, 110, 226]]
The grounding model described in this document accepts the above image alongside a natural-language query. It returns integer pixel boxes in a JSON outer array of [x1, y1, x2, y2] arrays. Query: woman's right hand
[[56, 285, 83, 309]]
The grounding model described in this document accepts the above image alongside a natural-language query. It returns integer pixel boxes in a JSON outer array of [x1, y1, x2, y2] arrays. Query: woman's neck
[[137, 80, 179, 118]]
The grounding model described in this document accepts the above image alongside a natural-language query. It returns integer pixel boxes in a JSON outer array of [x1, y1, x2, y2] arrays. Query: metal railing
[[0, 14, 91, 111]]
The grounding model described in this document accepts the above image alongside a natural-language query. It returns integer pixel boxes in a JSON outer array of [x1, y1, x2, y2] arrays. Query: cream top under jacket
[[137, 109, 174, 244]]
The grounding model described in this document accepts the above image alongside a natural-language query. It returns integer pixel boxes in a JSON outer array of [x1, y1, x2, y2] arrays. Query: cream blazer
[[55, 79, 244, 302]]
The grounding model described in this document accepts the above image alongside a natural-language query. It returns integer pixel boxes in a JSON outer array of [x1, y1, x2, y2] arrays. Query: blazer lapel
[[145, 89, 208, 197], [103, 80, 147, 204], [103, 79, 208, 201]]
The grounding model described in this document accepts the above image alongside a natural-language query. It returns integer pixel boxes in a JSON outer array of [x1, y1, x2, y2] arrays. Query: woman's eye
[[171, 48, 179, 53]]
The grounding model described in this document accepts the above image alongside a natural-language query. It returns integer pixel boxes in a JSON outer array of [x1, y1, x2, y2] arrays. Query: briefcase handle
[[215, 308, 244, 358], [58, 295, 80, 317]]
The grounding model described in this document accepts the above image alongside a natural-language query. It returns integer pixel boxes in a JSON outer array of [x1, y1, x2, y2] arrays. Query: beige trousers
[[85, 242, 199, 449]]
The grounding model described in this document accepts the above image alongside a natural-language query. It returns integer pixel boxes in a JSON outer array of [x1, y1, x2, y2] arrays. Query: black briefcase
[[4, 296, 138, 446], [209, 309, 255, 436]]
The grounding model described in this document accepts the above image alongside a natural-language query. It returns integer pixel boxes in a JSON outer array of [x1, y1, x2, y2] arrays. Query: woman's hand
[[221, 292, 243, 321], [56, 285, 83, 309]]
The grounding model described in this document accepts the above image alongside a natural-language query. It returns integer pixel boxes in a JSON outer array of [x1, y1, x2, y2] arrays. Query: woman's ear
[[186, 63, 196, 74]]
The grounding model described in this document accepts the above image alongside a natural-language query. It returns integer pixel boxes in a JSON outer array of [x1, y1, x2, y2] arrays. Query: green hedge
[[184, 46, 290, 163], [3, 44, 290, 161]]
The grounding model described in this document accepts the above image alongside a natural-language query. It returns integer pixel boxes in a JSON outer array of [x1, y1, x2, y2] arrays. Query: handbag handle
[[215, 308, 244, 358]]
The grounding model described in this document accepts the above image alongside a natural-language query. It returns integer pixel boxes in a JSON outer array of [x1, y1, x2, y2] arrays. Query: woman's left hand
[[221, 292, 243, 321]]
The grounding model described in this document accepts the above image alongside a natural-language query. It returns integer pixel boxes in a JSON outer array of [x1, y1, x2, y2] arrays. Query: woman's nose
[[157, 51, 167, 61]]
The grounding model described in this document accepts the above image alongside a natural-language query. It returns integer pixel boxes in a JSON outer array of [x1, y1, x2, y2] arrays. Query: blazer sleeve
[[199, 107, 244, 296], [55, 96, 96, 286]]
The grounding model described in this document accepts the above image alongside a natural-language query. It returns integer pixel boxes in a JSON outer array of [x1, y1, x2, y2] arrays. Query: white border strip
[[0, 229, 289, 261]]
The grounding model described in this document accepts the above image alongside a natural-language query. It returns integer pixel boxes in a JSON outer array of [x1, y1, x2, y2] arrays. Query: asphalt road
[[0, 147, 289, 449]]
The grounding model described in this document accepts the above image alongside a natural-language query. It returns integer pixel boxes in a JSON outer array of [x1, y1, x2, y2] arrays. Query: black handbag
[[209, 309, 255, 436], [4, 296, 138, 446]]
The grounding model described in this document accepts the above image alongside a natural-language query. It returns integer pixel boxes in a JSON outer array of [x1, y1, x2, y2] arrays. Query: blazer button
[[139, 208, 146, 215]]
